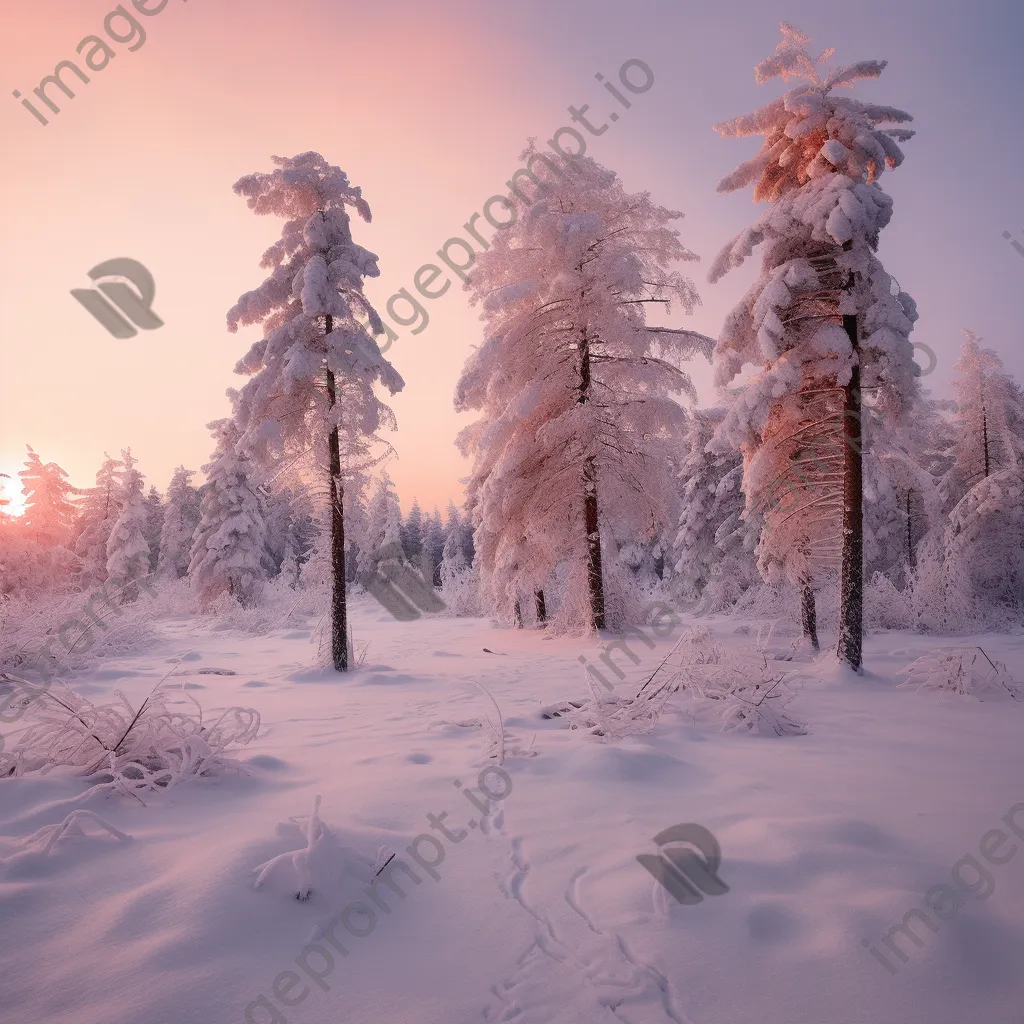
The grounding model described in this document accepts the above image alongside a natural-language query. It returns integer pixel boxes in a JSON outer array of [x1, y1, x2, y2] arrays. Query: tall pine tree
[[709, 23, 919, 668], [228, 153, 404, 669], [455, 143, 712, 631]]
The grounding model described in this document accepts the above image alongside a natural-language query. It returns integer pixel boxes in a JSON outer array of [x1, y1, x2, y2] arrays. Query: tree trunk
[[535, 588, 547, 625], [324, 312, 348, 672], [837, 308, 863, 670], [583, 457, 605, 630], [577, 321, 606, 630], [513, 598, 522, 628], [801, 580, 819, 651]]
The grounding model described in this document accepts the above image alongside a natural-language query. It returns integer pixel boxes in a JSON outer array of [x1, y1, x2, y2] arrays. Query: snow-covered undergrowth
[[0, 586, 167, 681], [0, 673, 260, 801], [0, 576, 328, 689], [897, 646, 1023, 701], [545, 625, 809, 739]]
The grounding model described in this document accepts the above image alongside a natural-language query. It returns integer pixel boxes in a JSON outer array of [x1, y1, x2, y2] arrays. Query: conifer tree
[[18, 446, 77, 545], [188, 420, 272, 607], [73, 453, 123, 581], [709, 23, 919, 668], [143, 485, 164, 571], [423, 506, 446, 587], [105, 449, 151, 602], [456, 143, 712, 631], [228, 152, 404, 669], [159, 466, 202, 578], [402, 500, 424, 561], [939, 330, 1024, 510], [673, 408, 755, 610]]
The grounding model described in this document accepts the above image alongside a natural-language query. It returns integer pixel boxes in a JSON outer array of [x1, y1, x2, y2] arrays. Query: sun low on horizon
[[0, 465, 27, 517]]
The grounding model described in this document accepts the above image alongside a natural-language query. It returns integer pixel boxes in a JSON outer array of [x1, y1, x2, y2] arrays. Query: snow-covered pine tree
[[439, 501, 481, 616], [939, 330, 1024, 510], [672, 408, 756, 610], [18, 446, 77, 546], [915, 330, 1024, 616], [143, 485, 164, 571], [158, 466, 201, 579], [105, 449, 151, 602], [262, 484, 319, 584], [455, 142, 712, 631], [188, 420, 272, 608], [422, 506, 446, 587], [402, 500, 424, 562], [358, 469, 404, 579], [709, 23, 919, 667], [227, 152, 404, 670], [443, 500, 475, 568], [73, 452, 123, 582]]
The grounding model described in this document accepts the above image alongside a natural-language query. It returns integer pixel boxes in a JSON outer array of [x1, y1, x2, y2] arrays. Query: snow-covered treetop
[[457, 141, 708, 420], [713, 22, 914, 205], [116, 449, 145, 503], [226, 152, 404, 465], [18, 446, 76, 542], [708, 24, 919, 448]]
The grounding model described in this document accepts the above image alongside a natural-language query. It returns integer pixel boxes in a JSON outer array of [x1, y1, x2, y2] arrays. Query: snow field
[[1, 599, 1022, 1024]]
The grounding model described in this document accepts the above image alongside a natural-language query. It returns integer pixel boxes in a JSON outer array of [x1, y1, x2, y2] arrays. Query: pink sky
[[2, 0, 1022, 516]]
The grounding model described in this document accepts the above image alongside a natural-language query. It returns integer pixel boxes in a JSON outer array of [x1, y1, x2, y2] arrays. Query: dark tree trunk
[[583, 457, 605, 630], [513, 598, 523, 628], [577, 321, 606, 630], [325, 312, 348, 672], [535, 589, 547, 625], [801, 581, 819, 651], [837, 308, 863, 671]]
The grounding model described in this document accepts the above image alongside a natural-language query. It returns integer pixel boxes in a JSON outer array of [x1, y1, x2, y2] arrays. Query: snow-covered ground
[[2, 599, 1023, 1024]]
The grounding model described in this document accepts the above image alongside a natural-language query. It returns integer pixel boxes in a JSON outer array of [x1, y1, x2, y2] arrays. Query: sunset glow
[[2, 4, 1023, 1024]]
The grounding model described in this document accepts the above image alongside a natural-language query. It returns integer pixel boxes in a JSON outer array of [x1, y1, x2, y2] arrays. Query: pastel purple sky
[[2, 0, 1022, 515]]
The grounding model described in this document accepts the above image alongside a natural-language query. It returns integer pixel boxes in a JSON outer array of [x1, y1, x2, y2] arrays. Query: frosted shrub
[[686, 659, 809, 737], [0, 675, 260, 801], [544, 626, 807, 739], [252, 795, 375, 902], [0, 588, 164, 682], [898, 647, 1022, 701]]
